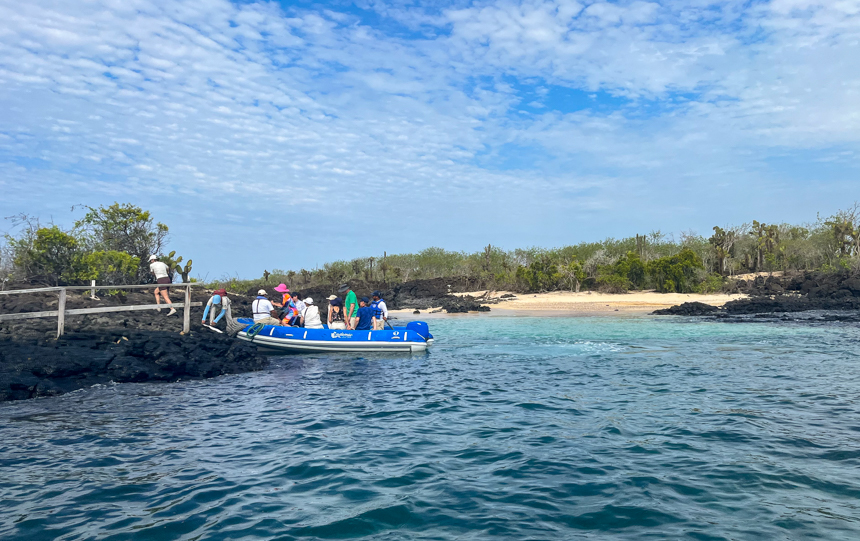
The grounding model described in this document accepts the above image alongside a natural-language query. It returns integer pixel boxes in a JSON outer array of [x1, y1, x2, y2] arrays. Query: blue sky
[[1, 0, 859, 279]]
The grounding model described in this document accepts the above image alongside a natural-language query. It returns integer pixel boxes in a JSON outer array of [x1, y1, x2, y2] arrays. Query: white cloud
[[0, 0, 858, 275]]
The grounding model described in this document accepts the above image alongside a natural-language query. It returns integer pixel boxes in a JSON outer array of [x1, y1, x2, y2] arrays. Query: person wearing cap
[[252, 289, 280, 325], [327, 296, 346, 329], [202, 288, 231, 327], [339, 284, 359, 330], [354, 297, 374, 331], [272, 283, 290, 308], [148, 255, 176, 316], [301, 297, 323, 329], [370, 291, 388, 330]]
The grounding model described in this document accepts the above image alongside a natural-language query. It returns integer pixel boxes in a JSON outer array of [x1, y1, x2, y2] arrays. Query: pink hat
[[274, 283, 289, 293]]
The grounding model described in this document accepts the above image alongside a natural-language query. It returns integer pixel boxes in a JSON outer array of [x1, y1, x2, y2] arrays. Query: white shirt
[[149, 261, 170, 279], [302, 305, 323, 328], [294, 299, 307, 313], [375, 300, 388, 319], [252, 297, 275, 321]]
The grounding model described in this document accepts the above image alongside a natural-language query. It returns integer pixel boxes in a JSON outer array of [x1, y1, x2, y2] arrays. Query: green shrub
[[646, 248, 704, 293], [597, 274, 630, 293], [697, 273, 726, 293]]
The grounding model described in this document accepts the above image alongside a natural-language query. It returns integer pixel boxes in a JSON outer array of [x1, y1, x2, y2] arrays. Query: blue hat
[[360, 296, 370, 303], [372, 291, 381, 297]]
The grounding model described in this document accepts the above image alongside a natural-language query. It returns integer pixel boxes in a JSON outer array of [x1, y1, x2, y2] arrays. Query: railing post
[[57, 288, 66, 338], [90, 280, 97, 299], [183, 284, 191, 334]]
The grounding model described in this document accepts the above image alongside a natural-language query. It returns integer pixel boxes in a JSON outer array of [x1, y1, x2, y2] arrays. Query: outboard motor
[[406, 321, 430, 341]]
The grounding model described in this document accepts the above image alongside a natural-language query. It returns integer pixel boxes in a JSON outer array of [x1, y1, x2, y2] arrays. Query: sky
[[1, 0, 859, 279]]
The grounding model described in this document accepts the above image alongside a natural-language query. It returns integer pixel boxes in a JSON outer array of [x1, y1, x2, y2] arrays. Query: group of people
[[150, 255, 390, 331], [251, 283, 388, 331]]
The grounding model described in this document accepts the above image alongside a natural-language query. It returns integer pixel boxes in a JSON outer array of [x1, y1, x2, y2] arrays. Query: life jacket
[[371, 298, 385, 319]]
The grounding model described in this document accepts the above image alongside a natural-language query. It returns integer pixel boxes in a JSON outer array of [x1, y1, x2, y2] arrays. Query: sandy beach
[[390, 290, 747, 316]]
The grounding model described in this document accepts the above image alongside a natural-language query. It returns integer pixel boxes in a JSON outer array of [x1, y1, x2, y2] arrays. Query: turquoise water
[[2, 315, 860, 540]]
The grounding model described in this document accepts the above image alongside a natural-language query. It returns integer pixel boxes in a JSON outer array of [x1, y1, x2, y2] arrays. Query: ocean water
[[2, 314, 860, 540]]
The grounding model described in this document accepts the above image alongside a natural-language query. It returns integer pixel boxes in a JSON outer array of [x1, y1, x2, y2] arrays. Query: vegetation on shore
[[1, 203, 191, 287], [3, 203, 859, 294], [226, 205, 860, 295]]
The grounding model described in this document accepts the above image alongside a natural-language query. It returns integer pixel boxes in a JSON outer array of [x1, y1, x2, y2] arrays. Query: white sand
[[453, 290, 746, 313]]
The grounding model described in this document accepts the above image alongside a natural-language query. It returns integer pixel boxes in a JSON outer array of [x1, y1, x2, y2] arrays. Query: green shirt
[[344, 290, 358, 319]]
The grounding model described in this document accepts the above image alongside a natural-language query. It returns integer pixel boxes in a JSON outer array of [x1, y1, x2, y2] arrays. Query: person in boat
[[290, 292, 306, 326], [327, 296, 346, 329], [272, 283, 290, 308], [340, 284, 359, 330], [354, 297, 374, 330], [252, 289, 281, 325], [279, 296, 299, 326], [202, 288, 231, 328], [301, 297, 324, 329], [371, 291, 388, 330], [148, 255, 176, 316]]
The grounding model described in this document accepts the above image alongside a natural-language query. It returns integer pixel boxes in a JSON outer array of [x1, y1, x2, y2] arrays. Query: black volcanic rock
[[652, 302, 719, 316], [0, 289, 265, 402]]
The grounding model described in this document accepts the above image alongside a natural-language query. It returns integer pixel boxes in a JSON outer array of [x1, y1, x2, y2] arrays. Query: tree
[[516, 255, 561, 292], [75, 203, 168, 281], [23, 227, 83, 285], [561, 260, 586, 292], [709, 226, 735, 275], [646, 248, 704, 293]]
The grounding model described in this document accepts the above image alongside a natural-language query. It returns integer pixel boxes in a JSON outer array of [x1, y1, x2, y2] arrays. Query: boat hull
[[234, 319, 431, 354]]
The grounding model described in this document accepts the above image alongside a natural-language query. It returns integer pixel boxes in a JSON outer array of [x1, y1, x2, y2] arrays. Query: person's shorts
[[329, 322, 346, 330], [156, 277, 171, 292]]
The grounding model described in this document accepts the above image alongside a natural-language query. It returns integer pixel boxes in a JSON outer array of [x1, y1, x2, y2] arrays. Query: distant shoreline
[[389, 290, 746, 316]]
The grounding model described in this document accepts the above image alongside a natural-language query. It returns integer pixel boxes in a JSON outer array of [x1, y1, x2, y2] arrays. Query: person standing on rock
[[202, 289, 231, 328], [149, 255, 176, 316], [341, 284, 359, 330]]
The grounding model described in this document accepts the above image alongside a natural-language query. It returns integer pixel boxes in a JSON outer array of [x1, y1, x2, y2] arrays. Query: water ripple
[[2, 316, 860, 539]]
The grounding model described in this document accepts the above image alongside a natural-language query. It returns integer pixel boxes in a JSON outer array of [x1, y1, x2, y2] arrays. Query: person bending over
[[202, 289, 231, 328]]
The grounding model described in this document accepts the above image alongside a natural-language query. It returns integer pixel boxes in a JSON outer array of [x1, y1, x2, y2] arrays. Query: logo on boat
[[392, 331, 399, 336], [331, 332, 353, 338]]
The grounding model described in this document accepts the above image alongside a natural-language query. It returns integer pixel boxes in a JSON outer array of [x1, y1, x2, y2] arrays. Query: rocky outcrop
[[441, 296, 491, 313], [652, 302, 719, 316], [656, 271, 860, 317], [0, 289, 266, 402]]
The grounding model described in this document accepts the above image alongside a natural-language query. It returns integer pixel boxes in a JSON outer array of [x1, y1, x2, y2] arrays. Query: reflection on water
[[2, 315, 860, 540]]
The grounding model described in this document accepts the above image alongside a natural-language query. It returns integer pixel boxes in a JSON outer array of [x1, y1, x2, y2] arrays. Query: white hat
[[304, 297, 314, 305], [148, 255, 158, 260], [257, 289, 267, 296], [326, 295, 337, 301]]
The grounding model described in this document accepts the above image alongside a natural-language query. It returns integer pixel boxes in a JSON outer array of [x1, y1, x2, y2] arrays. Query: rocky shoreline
[[653, 270, 860, 321], [0, 289, 265, 402], [5, 271, 857, 403], [0, 279, 493, 402]]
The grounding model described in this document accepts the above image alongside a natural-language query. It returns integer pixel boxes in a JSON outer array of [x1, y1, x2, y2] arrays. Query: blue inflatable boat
[[234, 318, 434, 353]]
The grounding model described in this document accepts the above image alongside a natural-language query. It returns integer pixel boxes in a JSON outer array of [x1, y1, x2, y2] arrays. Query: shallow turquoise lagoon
[[2, 315, 860, 540]]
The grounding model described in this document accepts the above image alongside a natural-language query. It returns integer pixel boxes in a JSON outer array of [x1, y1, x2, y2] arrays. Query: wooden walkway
[[0, 283, 203, 337]]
